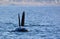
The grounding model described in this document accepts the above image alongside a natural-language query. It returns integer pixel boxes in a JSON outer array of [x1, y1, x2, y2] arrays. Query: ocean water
[[0, 5, 60, 39]]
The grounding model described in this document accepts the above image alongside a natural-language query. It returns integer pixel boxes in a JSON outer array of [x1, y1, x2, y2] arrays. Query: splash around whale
[[9, 27, 28, 32]]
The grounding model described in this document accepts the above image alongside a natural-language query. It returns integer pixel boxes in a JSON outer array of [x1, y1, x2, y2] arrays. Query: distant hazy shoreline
[[0, 0, 60, 6]]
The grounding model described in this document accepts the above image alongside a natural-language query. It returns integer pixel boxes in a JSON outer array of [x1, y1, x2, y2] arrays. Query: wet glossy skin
[[15, 27, 28, 32]]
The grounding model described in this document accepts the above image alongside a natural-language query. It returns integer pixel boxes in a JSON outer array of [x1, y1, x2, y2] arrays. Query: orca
[[15, 11, 28, 32]]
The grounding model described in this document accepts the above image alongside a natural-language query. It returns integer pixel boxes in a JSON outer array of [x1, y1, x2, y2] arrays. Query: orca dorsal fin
[[18, 13, 20, 27], [21, 11, 25, 26]]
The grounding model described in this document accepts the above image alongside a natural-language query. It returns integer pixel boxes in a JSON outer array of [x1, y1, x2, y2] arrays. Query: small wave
[[24, 24, 55, 26], [4, 22, 17, 27]]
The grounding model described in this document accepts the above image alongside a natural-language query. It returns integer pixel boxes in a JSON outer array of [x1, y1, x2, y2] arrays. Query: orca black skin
[[18, 13, 20, 26], [21, 11, 25, 26], [15, 11, 28, 32]]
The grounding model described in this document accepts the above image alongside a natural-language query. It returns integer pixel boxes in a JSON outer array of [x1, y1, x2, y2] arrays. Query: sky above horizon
[[0, 0, 60, 6]]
